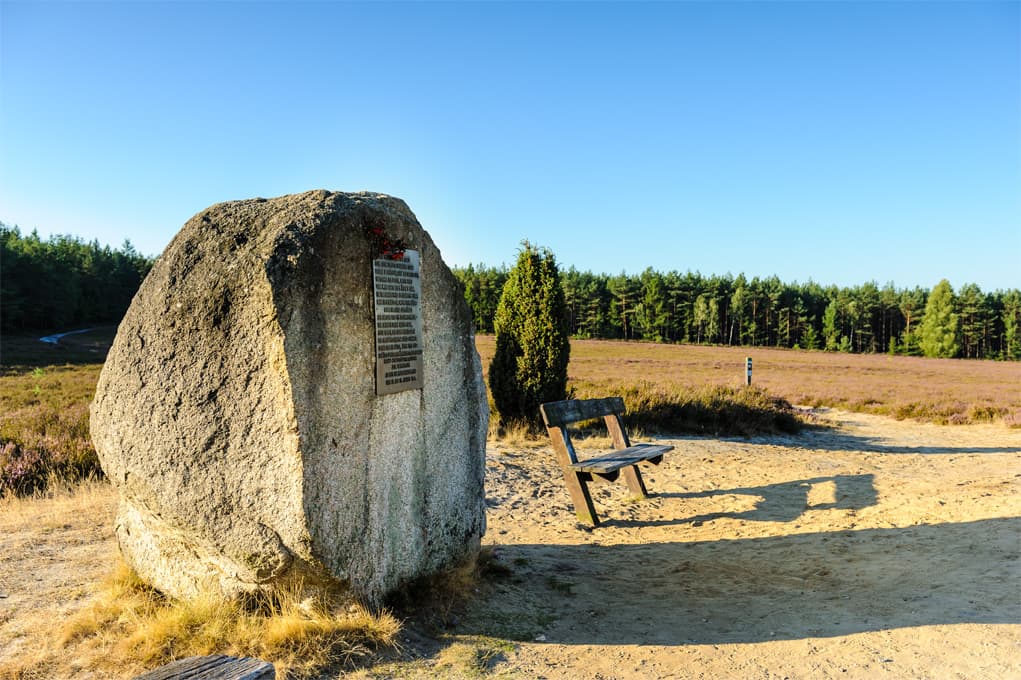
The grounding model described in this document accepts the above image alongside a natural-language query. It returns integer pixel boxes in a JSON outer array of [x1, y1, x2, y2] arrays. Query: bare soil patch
[[2, 412, 1019, 679]]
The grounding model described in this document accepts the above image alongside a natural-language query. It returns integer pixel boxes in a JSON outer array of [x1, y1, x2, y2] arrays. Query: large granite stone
[[90, 190, 487, 606]]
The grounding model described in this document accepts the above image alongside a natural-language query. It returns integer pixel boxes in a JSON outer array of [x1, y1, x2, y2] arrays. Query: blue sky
[[2, 1, 1018, 291]]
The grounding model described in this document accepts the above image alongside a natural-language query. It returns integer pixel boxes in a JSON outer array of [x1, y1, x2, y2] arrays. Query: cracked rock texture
[[90, 190, 487, 606]]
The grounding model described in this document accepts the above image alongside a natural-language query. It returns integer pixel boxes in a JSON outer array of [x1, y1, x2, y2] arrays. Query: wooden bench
[[540, 397, 673, 526]]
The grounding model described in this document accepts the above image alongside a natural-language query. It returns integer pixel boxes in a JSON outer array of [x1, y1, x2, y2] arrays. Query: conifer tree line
[[454, 264, 1021, 360], [1, 224, 154, 332]]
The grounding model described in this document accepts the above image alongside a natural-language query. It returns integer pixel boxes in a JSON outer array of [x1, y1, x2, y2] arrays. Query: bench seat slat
[[570, 443, 673, 474]]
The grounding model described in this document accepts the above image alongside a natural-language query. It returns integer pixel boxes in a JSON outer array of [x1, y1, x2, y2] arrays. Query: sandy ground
[[2, 410, 1019, 679], [0, 481, 117, 677], [461, 409, 1021, 680]]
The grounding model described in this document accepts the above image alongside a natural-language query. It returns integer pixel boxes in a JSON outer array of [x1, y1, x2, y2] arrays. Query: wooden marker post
[[745, 357, 752, 386]]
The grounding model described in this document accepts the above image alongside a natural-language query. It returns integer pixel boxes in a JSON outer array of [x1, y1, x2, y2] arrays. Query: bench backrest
[[540, 397, 632, 465], [539, 397, 625, 428]]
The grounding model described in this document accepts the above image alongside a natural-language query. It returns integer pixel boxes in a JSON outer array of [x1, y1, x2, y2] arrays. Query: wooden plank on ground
[[133, 654, 275, 680]]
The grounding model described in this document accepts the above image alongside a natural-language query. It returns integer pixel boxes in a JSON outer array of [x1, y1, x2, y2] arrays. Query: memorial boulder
[[90, 190, 488, 606]]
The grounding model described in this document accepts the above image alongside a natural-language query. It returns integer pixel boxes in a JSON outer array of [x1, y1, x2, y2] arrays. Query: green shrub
[[488, 242, 570, 431], [919, 279, 960, 358]]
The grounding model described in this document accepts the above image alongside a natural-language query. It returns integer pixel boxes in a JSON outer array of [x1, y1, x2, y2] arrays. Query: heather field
[[477, 335, 1021, 426], [0, 327, 113, 496], [3, 330, 1019, 496]]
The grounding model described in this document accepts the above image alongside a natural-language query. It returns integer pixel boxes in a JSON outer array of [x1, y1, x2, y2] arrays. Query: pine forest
[[2, 222, 1017, 362], [454, 265, 1021, 361], [1, 225, 153, 333]]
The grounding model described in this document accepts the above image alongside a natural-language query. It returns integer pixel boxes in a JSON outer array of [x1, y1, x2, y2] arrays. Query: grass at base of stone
[[387, 547, 506, 633], [434, 637, 516, 678], [409, 548, 554, 645], [353, 550, 529, 679], [347, 634, 517, 680], [8, 561, 401, 680]]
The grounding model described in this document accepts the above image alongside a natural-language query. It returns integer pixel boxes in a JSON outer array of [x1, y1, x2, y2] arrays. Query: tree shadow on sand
[[465, 517, 1020, 646]]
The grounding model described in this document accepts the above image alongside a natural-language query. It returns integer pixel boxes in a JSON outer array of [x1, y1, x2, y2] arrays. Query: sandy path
[[0, 482, 118, 677], [467, 410, 1021, 679], [2, 411, 1018, 679]]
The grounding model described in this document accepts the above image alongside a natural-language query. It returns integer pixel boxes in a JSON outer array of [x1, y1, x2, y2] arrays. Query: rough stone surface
[[90, 190, 487, 606]]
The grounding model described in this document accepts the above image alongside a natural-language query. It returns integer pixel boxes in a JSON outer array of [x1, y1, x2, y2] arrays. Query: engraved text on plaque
[[373, 250, 423, 395]]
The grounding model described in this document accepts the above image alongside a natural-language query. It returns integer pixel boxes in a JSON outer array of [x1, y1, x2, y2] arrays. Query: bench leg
[[622, 464, 649, 499], [563, 470, 600, 526]]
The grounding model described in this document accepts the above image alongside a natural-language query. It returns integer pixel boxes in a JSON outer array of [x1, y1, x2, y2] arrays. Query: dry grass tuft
[[435, 637, 513, 677], [0, 482, 400, 679], [52, 562, 401, 678], [0, 475, 114, 535], [487, 419, 549, 448]]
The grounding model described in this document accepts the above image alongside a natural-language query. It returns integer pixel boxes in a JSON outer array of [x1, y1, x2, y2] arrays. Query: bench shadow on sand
[[466, 517, 1020, 645], [462, 469, 1018, 646], [549, 474, 878, 529], [641, 473, 878, 525]]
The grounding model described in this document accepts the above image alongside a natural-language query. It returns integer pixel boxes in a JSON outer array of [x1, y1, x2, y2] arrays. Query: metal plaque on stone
[[372, 249, 424, 395]]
